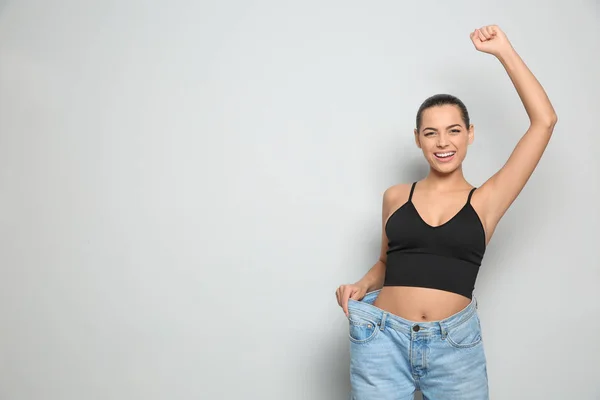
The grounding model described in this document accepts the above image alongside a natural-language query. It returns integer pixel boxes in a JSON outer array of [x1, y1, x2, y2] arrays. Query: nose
[[436, 132, 449, 147]]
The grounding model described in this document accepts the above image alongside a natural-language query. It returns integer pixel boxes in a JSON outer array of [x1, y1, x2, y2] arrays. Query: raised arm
[[472, 26, 558, 233]]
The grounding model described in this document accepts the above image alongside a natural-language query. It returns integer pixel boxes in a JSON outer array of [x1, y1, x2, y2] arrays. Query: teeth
[[435, 152, 455, 157]]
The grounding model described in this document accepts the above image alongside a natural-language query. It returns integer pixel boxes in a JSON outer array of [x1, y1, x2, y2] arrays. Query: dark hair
[[415, 94, 470, 132]]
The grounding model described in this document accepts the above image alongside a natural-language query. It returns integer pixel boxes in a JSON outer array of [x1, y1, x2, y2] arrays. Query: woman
[[335, 25, 557, 400]]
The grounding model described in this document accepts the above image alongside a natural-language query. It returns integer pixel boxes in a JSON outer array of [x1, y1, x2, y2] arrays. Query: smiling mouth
[[434, 151, 456, 161]]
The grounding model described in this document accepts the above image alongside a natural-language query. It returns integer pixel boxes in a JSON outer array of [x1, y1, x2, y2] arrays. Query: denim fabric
[[348, 290, 489, 400]]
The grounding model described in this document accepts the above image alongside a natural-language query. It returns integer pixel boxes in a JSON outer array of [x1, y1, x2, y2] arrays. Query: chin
[[429, 160, 460, 174]]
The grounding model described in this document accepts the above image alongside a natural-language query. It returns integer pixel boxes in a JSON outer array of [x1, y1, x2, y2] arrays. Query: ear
[[467, 124, 475, 145], [414, 128, 421, 149]]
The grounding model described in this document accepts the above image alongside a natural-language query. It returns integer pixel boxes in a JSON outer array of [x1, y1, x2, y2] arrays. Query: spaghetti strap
[[467, 187, 477, 204], [408, 182, 417, 201]]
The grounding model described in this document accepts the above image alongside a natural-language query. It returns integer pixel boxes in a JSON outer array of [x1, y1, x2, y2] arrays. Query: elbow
[[546, 108, 559, 127], [532, 113, 558, 130]]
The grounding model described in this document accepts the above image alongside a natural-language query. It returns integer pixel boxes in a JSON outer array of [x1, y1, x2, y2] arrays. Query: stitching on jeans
[[444, 306, 477, 331], [445, 316, 482, 349], [348, 315, 379, 344]]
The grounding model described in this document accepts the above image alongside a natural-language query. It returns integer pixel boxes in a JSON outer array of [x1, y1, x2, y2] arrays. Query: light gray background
[[0, 1, 598, 399]]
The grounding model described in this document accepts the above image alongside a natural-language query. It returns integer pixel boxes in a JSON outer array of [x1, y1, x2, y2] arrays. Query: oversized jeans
[[348, 290, 489, 400]]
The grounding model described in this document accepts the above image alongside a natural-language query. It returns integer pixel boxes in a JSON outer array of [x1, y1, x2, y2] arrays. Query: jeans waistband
[[347, 289, 478, 335]]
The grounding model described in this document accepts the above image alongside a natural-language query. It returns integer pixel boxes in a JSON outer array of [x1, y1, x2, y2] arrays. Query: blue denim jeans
[[348, 290, 489, 400]]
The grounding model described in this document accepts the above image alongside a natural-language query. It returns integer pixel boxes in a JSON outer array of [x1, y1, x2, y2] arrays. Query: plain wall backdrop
[[0, 1, 599, 399]]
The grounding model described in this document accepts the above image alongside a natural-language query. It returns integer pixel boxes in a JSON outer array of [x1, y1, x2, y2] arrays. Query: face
[[414, 105, 474, 174]]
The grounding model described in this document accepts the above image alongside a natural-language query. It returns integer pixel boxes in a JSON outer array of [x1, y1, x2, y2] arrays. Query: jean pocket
[[445, 312, 483, 349], [348, 314, 379, 344]]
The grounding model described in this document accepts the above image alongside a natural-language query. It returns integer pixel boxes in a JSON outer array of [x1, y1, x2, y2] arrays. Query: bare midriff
[[372, 286, 471, 322]]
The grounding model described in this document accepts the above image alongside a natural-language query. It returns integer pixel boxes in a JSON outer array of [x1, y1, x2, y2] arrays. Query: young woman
[[335, 25, 557, 400]]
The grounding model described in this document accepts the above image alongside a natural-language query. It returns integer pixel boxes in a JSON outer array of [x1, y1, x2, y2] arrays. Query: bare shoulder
[[382, 183, 413, 215]]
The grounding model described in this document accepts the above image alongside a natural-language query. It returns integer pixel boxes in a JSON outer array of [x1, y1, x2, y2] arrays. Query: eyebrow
[[422, 124, 463, 131]]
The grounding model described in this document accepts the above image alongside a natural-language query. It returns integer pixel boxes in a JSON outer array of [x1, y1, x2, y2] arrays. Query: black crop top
[[383, 181, 486, 299]]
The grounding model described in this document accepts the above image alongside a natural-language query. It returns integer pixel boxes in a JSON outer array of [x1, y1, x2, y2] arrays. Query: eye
[[424, 131, 436, 137], [450, 129, 461, 134]]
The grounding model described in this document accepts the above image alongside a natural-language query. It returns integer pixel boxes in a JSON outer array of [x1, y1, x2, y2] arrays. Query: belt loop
[[439, 322, 447, 339], [379, 312, 388, 331]]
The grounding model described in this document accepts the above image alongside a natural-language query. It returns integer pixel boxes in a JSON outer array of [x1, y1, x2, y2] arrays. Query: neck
[[422, 165, 470, 191]]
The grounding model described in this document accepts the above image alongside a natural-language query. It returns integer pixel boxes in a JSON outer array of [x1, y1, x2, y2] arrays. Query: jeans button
[[412, 325, 420, 332]]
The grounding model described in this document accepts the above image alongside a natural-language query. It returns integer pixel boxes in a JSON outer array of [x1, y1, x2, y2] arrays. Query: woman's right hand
[[335, 283, 368, 317]]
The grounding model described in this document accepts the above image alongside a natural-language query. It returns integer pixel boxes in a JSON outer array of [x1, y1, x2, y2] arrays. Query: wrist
[[355, 280, 371, 292], [496, 46, 518, 64]]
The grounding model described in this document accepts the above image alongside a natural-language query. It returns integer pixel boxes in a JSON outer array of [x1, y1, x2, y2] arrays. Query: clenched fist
[[470, 25, 513, 57]]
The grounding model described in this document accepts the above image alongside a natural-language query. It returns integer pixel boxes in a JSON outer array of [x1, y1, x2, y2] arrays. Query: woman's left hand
[[470, 25, 513, 57]]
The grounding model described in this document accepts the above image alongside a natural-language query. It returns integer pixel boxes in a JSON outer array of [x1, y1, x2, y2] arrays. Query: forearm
[[497, 47, 557, 126], [356, 260, 386, 292]]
